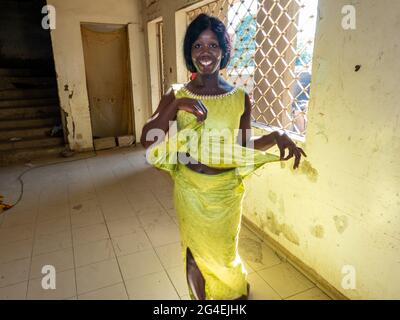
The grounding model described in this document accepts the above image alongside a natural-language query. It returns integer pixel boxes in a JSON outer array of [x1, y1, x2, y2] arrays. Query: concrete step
[[0, 76, 57, 90], [0, 145, 66, 166], [0, 105, 60, 120], [0, 126, 54, 141], [0, 68, 54, 78], [0, 97, 58, 108], [0, 136, 64, 151], [0, 88, 57, 101], [0, 117, 58, 130]]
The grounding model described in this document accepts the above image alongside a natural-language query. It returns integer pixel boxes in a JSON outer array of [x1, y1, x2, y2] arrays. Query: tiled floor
[[0, 146, 331, 300]]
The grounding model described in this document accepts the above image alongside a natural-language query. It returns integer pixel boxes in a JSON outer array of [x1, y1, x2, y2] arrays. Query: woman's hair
[[183, 13, 231, 73]]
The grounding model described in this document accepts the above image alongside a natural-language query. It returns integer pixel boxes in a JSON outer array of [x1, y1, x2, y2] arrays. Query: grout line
[[111, 151, 182, 300], [282, 286, 320, 300], [84, 157, 130, 300], [76, 281, 127, 299], [24, 183, 41, 300], [66, 180, 79, 300]]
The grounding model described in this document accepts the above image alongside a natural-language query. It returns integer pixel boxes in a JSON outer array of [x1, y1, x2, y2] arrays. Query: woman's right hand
[[175, 98, 208, 123]]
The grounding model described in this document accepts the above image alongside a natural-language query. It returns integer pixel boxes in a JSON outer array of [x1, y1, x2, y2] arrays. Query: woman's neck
[[191, 73, 230, 93]]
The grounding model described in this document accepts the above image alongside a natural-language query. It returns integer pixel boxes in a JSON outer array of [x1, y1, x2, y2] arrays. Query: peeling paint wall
[[47, 0, 149, 151], [242, 0, 400, 299], [142, 0, 400, 299]]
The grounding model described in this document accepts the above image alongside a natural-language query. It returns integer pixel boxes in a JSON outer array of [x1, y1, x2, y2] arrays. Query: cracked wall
[[242, 0, 400, 299], [47, 0, 150, 151]]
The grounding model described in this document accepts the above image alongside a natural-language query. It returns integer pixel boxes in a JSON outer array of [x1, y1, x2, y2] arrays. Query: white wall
[[243, 0, 400, 299], [47, 0, 150, 150]]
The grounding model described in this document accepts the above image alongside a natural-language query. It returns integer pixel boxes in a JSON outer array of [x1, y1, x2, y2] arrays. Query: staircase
[[0, 67, 65, 166]]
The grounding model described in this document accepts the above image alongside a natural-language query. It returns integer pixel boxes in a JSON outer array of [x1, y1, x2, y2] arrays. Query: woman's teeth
[[199, 60, 212, 66]]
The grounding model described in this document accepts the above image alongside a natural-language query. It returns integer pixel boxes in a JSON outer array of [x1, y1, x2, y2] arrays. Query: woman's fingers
[[283, 147, 294, 161], [197, 101, 208, 120], [298, 147, 307, 157], [194, 101, 207, 122], [293, 148, 301, 169], [279, 146, 285, 160]]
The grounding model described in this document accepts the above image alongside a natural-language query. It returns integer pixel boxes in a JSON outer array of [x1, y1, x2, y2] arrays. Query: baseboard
[[242, 215, 349, 300]]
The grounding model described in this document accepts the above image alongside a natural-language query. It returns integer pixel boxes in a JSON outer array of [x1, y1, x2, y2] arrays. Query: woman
[[141, 13, 306, 300]]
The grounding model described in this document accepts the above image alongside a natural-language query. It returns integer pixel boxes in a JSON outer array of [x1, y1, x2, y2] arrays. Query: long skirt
[[146, 121, 280, 299], [173, 163, 247, 299]]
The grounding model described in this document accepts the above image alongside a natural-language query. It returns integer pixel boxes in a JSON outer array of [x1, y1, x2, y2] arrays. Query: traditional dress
[[146, 84, 280, 299]]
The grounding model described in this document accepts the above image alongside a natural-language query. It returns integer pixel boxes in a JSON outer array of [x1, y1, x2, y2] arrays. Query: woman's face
[[191, 29, 223, 75]]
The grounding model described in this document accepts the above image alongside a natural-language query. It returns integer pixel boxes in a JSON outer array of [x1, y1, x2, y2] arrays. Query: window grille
[[186, 0, 318, 136]]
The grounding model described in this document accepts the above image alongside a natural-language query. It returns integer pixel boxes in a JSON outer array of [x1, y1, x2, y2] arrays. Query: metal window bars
[[186, 0, 318, 136]]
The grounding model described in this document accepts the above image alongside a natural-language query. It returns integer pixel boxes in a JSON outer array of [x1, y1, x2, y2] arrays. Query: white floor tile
[[72, 223, 109, 246], [75, 258, 122, 295], [74, 239, 115, 267], [0, 281, 28, 299], [78, 282, 128, 300], [258, 263, 315, 299], [0, 238, 33, 264], [155, 242, 184, 269], [125, 271, 180, 300], [0, 258, 30, 288], [112, 231, 152, 256], [246, 273, 281, 300], [27, 269, 76, 300], [33, 230, 72, 256], [118, 249, 164, 281], [106, 216, 142, 238], [30, 247, 74, 280], [286, 287, 331, 300]]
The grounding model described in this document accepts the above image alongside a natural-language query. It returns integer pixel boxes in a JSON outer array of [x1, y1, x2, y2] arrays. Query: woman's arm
[[140, 88, 178, 149], [238, 92, 277, 150], [238, 92, 307, 169], [140, 88, 208, 149]]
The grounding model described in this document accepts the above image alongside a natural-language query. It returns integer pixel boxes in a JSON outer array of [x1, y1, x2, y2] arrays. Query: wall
[[142, 0, 400, 299], [47, 0, 149, 150], [243, 0, 400, 299]]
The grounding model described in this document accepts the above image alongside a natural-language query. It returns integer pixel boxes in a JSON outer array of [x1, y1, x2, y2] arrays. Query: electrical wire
[[1, 150, 98, 212]]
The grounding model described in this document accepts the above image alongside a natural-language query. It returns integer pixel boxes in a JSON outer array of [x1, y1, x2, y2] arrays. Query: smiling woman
[[141, 13, 306, 300]]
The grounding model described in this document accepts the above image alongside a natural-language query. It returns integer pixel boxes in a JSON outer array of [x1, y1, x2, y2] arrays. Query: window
[[186, 0, 318, 137]]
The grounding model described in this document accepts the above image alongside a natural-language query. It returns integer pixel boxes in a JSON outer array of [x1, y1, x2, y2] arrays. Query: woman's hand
[[175, 98, 208, 123], [274, 131, 307, 169]]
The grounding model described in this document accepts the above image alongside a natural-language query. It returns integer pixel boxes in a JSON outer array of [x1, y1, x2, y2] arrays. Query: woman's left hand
[[274, 131, 307, 169]]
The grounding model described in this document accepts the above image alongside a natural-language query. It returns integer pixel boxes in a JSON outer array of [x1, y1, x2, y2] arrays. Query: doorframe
[[80, 22, 136, 139], [147, 16, 164, 113]]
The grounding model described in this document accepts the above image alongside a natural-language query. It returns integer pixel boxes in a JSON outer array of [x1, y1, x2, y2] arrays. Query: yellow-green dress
[[146, 84, 280, 300]]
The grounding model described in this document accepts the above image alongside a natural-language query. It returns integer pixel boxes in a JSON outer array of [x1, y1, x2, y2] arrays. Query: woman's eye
[[210, 43, 218, 48], [193, 43, 201, 49]]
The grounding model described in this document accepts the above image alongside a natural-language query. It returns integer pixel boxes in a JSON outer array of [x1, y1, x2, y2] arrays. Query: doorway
[[81, 23, 134, 140]]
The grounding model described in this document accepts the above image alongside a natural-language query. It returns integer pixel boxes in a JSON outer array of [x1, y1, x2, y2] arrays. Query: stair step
[[0, 97, 59, 108], [0, 105, 60, 120], [0, 136, 64, 151], [0, 145, 66, 166], [0, 76, 57, 90], [0, 126, 54, 140], [0, 117, 59, 130], [0, 68, 54, 77], [0, 88, 57, 100]]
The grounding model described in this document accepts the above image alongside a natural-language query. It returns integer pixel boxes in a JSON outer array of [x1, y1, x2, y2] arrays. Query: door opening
[[81, 23, 134, 147]]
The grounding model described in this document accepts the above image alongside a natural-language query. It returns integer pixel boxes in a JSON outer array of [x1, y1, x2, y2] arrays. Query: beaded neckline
[[182, 85, 238, 100]]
